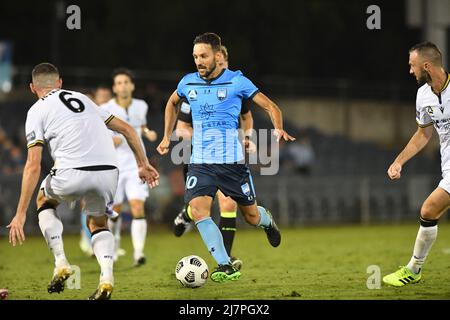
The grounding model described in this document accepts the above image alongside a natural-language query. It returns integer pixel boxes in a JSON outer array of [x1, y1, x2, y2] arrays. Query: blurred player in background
[[384, 42, 450, 286], [80, 85, 113, 257], [173, 45, 256, 271], [101, 68, 158, 266], [7, 63, 159, 299], [157, 33, 295, 283]]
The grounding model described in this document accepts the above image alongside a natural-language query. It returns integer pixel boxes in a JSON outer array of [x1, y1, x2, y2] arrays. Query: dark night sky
[[0, 0, 431, 93]]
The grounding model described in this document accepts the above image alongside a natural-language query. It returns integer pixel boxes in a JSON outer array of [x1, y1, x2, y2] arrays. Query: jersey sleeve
[[240, 99, 251, 114], [178, 100, 192, 124], [97, 104, 115, 125], [237, 74, 259, 100], [416, 96, 433, 128], [141, 101, 148, 126], [25, 108, 45, 148], [176, 76, 187, 99]]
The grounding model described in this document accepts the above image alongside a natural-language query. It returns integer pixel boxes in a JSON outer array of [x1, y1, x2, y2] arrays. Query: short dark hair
[[409, 41, 443, 66], [193, 32, 222, 52], [32, 62, 59, 81], [112, 68, 135, 84]]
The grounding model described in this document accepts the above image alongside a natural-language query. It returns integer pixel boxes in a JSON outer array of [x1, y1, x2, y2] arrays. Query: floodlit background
[[0, 0, 449, 232]]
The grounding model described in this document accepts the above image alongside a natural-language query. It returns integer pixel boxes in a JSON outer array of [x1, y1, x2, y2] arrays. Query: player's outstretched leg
[[37, 197, 73, 294], [173, 205, 193, 237], [191, 197, 240, 283], [383, 187, 446, 287], [88, 216, 114, 300], [239, 204, 281, 247]]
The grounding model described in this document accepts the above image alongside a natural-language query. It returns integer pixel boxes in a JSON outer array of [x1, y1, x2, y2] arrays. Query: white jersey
[[416, 73, 450, 172], [25, 89, 118, 169], [101, 98, 148, 172]]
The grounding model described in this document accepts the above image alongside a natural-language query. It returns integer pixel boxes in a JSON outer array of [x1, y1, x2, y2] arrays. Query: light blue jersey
[[177, 69, 259, 164]]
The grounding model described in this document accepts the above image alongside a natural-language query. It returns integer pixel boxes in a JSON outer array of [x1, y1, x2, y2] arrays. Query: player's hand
[[243, 137, 257, 154], [157, 137, 170, 155], [273, 129, 296, 142], [139, 163, 160, 189], [388, 162, 402, 180], [144, 130, 158, 142], [7, 214, 26, 246]]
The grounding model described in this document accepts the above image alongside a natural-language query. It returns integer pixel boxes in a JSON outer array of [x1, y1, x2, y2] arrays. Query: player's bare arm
[[141, 125, 158, 142], [7, 145, 43, 246], [175, 119, 193, 140], [240, 111, 256, 153], [157, 90, 181, 155], [107, 117, 160, 188], [388, 125, 433, 180], [252, 92, 296, 142]]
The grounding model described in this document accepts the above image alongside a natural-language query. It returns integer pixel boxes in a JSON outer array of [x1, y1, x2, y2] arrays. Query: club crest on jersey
[[217, 88, 227, 101], [426, 106, 434, 115], [241, 183, 251, 196], [188, 90, 197, 101]]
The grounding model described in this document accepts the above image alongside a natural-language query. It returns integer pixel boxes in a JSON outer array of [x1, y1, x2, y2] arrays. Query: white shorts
[[114, 169, 149, 205], [40, 167, 119, 217], [439, 171, 450, 194]]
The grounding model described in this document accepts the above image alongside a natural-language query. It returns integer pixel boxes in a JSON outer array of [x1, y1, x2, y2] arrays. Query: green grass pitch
[[1, 223, 450, 300]]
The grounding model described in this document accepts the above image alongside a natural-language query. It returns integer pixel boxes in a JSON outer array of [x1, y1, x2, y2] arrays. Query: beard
[[416, 68, 432, 86], [198, 61, 217, 79]]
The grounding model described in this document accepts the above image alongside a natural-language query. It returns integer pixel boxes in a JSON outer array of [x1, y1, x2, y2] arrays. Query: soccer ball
[[175, 255, 209, 288]]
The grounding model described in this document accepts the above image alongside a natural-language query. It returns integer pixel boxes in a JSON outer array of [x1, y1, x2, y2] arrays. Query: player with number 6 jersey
[[7, 63, 159, 300]]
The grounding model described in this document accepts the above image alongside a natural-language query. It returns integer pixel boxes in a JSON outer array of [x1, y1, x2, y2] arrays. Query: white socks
[[131, 218, 147, 261], [108, 215, 122, 255], [407, 225, 438, 274], [38, 208, 68, 268], [91, 230, 115, 285]]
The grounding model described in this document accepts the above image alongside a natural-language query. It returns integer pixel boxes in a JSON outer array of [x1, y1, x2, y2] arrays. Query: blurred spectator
[[93, 84, 112, 105], [280, 135, 315, 176]]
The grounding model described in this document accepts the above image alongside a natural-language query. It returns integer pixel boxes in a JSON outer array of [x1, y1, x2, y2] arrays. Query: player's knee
[[420, 204, 439, 220], [220, 197, 237, 213], [129, 200, 145, 218], [88, 215, 108, 233], [189, 206, 210, 221], [36, 190, 58, 212]]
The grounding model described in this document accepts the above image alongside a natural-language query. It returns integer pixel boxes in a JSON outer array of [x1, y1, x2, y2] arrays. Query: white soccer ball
[[175, 255, 209, 288]]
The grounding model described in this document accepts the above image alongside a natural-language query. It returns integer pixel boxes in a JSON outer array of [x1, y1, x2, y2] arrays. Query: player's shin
[[131, 217, 147, 261], [219, 211, 237, 256], [38, 205, 68, 268], [256, 206, 272, 228], [196, 217, 230, 265], [91, 229, 114, 285], [407, 217, 438, 274]]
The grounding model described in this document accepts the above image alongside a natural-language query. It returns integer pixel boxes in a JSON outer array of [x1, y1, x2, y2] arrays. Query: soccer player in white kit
[[101, 68, 158, 266], [6, 63, 159, 300], [383, 42, 450, 286]]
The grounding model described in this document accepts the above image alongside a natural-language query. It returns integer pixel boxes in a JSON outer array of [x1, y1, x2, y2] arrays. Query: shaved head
[[31, 63, 60, 89], [409, 42, 443, 67]]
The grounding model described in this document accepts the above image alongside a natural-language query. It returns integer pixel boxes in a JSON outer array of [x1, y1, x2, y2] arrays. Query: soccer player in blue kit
[[157, 33, 296, 282]]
